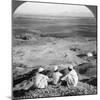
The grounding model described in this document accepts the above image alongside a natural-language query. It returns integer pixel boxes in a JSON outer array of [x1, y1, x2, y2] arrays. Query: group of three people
[[34, 64, 78, 89]]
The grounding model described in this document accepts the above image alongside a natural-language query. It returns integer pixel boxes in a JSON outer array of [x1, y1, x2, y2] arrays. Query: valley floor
[[12, 37, 97, 99]]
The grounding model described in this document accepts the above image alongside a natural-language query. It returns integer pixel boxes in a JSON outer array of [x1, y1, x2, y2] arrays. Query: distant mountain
[[13, 14, 95, 19]]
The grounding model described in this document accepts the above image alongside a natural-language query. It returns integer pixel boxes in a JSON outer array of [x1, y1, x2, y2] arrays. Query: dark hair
[[68, 67, 72, 71], [54, 69, 59, 72], [39, 70, 48, 75]]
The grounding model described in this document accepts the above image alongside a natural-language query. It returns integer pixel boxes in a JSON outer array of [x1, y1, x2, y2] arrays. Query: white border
[[0, 0, 99, 100], [18, 0, 99, 5]]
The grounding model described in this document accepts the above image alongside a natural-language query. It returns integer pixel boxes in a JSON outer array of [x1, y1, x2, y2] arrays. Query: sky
[[14, 2, 94, 17]]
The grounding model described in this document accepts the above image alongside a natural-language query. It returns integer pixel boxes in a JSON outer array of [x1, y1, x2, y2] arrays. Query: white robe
[[52, 71, 62, 85], [35, 73, 49, 88], [61, 69, 78, 87]]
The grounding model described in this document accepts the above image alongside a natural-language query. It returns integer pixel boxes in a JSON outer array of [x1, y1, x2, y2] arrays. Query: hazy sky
[[14, 2, 94, 17]]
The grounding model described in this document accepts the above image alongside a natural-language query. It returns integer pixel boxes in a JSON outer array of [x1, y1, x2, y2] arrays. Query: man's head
[[38, 67, 45, 73], [68, 64, 73, 71], [54, 65, 59, 72]]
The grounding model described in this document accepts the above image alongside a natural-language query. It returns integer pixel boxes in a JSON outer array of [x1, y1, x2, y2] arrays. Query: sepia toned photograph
[[12, 0, 97, 99]]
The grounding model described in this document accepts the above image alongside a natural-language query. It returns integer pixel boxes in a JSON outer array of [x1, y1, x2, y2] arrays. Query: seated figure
[[61, 64, 78, 87], [35, 67, 49, 88], [52, 65, 63, 85]]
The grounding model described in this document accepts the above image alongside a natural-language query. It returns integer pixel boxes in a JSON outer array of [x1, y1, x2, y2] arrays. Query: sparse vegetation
[[13, 82, 97, 99]]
